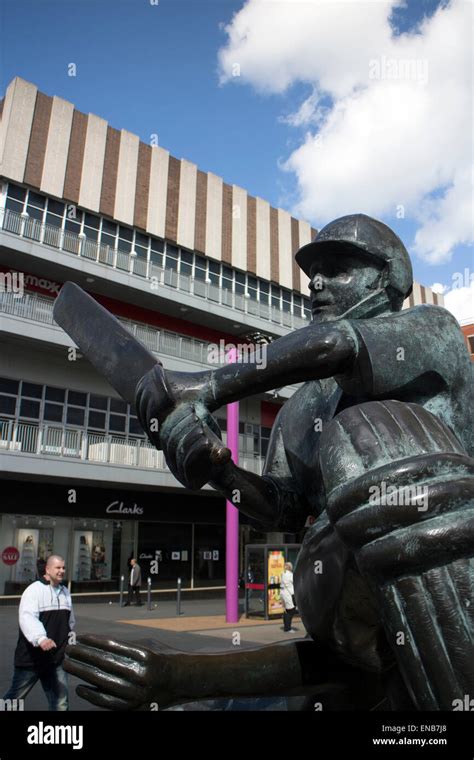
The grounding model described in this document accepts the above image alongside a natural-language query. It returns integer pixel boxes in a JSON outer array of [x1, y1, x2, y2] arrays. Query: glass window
[[136, 232, 149, 247], [235, 272, 245, 295], [0, 395, 16, 415], [129, 417, 143, 435], [26, 205, 44, 221], [150, 250, 163, 268], [0, 378, 19, 394], [194, 524, 225, 586], [7, 184, 26, 201], [151, 238, 164, 253], [21, 382, 42, 399], [65, 207, 83, 223], [138, 522, 193, 588], [19, 399, 40, 418], [247, 275, 258, 299], [282, 288, 291, 312], [165, 253, 178, 270], [222, 265, 233, 291], [271, 286, 281, 308], [85, 213, 100, 229], [83, 226, 98, 241], [28, 191, 45, 209], [166, 244, 178, 271], [135, 245, 147, 260], [303, 297, 311, 320], [88, 411, 106, 429], [45, 213, 62, 228], [45, 387, 65, 403], [109, 414, 126, 433], [67, 390, 87, 407], [44, 403, 63, 423], [117, 237, 131, 252], [65, 218, 81, 235], [259, 281, 269, 304], [47, 199, 65, 216], [101, 233, 116, 248], [110, 399, 127, 414], [180, 250, 193, 276], [194, 255, 206, 280], [119, 225, 133, 241], [208, 260, 220, 285], [5, 198, 23, 214], [66, 407, 85, 426], [89, 395, 108, 410], [102, 219, 116, 235]]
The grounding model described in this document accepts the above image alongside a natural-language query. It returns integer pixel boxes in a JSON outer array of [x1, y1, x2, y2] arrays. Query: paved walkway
[[0, 597, 303, 711]]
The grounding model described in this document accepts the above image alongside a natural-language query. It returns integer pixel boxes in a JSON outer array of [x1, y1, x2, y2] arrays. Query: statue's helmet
[[295, 214, 413, 307]]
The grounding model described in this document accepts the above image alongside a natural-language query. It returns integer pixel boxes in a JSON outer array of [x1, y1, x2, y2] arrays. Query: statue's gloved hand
[[64, 634, 175, 711], [158, 401, 231, 489], [135, 365, 230, 489]]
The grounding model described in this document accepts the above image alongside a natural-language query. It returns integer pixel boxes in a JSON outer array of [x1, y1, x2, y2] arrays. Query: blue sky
[[1, 0, 472, 315]]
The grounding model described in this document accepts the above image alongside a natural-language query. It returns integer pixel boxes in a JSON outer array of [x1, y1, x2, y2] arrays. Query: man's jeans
[[3, 665, 69, 710]]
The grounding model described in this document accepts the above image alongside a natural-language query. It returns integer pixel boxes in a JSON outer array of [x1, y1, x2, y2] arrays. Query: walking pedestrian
[[123, 558, 142, 606], [280, 562, 297, 632], [2, 555, 75, 711]]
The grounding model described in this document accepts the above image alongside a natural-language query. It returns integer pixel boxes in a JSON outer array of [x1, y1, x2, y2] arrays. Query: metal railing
[[1, 207, 309, 330], [0, 289, 223, 367], [0, 418, 264, 475]]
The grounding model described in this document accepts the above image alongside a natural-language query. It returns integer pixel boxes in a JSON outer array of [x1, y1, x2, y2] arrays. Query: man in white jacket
[[280, 562, 297, 633], [2, 555, 75, 710]]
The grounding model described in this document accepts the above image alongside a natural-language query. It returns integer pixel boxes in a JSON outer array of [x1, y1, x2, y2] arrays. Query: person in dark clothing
[[123, 558, 142, 606], [2, 555, 75, 711]]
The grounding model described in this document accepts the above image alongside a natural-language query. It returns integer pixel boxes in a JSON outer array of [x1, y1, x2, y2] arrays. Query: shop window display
[[73, 532, 92, 581], [15, 530, 38, 583]]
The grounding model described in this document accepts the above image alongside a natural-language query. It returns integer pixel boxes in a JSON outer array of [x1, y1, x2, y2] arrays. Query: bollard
[[147, 577, 152, 611], [176, 577, 183, 616], [119, 575, 124, 607]]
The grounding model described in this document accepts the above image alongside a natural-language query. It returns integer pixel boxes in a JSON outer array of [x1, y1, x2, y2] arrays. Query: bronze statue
[[57, 214, 474, 710]]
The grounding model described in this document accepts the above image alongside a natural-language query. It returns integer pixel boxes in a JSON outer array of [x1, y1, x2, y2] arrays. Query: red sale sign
[[2, 547, 20, 565]]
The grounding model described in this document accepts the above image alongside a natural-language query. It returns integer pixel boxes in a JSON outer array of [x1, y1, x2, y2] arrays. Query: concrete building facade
[[0, 77, 444, 598]]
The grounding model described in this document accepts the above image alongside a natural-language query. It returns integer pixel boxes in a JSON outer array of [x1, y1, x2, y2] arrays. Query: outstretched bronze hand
[[64, 634, 175, 711]]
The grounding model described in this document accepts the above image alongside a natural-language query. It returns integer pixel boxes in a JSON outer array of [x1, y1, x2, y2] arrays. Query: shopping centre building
[[0, 77, 445, 597]]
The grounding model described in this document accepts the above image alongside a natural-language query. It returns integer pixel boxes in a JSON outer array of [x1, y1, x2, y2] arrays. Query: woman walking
[[280, 562, 297, 632]]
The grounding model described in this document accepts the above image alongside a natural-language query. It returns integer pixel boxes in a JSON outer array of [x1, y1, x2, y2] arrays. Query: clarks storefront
[[0, 480, 230, 596]]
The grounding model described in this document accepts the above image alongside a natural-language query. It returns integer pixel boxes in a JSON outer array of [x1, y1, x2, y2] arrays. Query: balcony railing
[[1, 207, 309, 330], [0, 289, 224, 368], [0, 418, 264, 475]]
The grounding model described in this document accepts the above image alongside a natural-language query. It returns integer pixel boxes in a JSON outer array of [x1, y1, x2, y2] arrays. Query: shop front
[[0, 481, 227, 595]]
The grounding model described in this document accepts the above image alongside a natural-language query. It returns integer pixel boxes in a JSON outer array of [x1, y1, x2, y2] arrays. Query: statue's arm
[[65, 635, 324, 710], [168, 319, 359, 411], [209, 415, 312, 531]]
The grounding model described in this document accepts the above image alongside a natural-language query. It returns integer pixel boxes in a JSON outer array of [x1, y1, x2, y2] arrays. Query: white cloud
[[218, 0, 473, 264], [443, 280, 474, 323], [430, 282, 447, 294]]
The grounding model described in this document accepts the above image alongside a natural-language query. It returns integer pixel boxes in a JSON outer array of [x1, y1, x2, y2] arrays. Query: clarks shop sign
[[106, 501, 144, 517]]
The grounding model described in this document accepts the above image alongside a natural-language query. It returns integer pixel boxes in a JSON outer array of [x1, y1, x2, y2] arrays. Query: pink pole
[[225, 346, 239, 623]]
